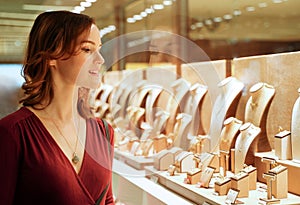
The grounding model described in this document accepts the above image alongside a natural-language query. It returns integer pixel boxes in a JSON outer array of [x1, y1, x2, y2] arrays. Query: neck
[[43, 85, 80, 122]]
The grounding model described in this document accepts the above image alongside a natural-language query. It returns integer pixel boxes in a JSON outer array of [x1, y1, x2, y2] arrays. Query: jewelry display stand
[[165, 78, 191, 135], [234, 122, 261, 173], [291, 88, 300, 163], [214, 178, 231, 196], [231, 172, 249, 197], [203, 76, 244, 152], [244, 82, 275, 152], [171, 113, 192, 150], [219, 117, 243, 172], [274, 130, 292, 160], [144, 85, 163, 125], [174, 151, 195, 173], [144, 164, 300, 205], [269, 165, 288, 199], [149, 110, 170, 139], [186, 168, 202, 185], [184, 83, 208, 136], [259, 172, 280, 204]]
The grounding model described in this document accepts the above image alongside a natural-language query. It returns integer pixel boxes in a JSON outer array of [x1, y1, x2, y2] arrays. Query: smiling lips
[[88, 70, 99, 76]]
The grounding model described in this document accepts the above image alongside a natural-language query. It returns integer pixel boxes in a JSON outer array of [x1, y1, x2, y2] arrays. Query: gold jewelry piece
[[51, 119, 80, 164]]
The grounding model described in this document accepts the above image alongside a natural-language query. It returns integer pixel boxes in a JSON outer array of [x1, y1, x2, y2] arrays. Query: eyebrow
[[81, 40, 102, 48]]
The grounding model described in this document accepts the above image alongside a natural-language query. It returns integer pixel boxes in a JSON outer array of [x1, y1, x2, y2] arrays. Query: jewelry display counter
[[112, 159, 194, 205], [102, 51, 300, 204], [144, 165, 300, 205]]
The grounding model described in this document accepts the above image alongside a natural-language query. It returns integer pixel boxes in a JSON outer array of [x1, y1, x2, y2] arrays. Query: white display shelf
[[144, 166, 300, 205], [112, 159, 194, 205], [114, 149, 154, 170]]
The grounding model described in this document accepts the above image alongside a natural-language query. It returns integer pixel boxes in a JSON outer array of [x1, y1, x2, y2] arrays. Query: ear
[[49, 59, 57, 68]]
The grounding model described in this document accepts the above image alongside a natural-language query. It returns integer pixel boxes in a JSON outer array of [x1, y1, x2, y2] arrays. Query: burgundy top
[[0, 107, 114, 205]]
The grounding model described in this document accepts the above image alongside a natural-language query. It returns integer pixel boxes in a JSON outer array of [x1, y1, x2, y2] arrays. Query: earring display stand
[[184, 83, 208, 136], [244, 82, 275, 152], [205, 76, 244, 152], [291, 88, 300, 163], [234, 122, 261, 173], [259, 172, 280, 204], [171, 113, 192, 150]]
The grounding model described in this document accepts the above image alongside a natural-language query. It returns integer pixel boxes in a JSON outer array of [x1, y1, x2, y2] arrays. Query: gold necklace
[[51, 119, 80, 164]]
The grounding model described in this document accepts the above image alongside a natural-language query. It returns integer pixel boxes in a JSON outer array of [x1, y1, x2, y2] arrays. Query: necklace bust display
[[220, 117, 243, 152], [208, 76, 244, 152], [244, 82, 275, 152], [234, 122, 261, 173], [291, 88, 300, 163], [184, 83, 208, 136]]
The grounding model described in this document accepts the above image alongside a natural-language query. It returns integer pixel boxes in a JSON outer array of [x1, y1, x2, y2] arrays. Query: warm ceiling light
[[74, 6, 85, 12], [86, 0, 97, 2], [258, 2, 268, 8], [233, 9, 242, 16], [213, 17, 222, 23], [80, 2, 92, 7], [127, 18, 136, 23], [195, 22, 203, 28], [23, 4, 73, 11], [223, 14, 232, 20], [133, 15, 142, 20], [145, 8, 154, 14], [140, 11, 147, 17], [246, 6, 255, 12], [163, 0, 172, 6], [273, 0, 283, 3], [153, 4, 164, 10]]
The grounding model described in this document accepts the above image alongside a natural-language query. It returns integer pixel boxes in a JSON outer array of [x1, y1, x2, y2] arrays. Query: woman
[[0, 11, 114, 205]]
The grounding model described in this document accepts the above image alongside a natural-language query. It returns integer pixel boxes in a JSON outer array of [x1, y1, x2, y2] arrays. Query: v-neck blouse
[[0, 107, 114, 205]]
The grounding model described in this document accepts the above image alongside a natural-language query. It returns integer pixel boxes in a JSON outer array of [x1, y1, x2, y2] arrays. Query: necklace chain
[[51, 119, 80, 164], [42, 110, 81, 165]]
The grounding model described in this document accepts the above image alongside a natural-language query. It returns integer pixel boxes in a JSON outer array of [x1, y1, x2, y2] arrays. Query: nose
[[95, 51, 105, 65]]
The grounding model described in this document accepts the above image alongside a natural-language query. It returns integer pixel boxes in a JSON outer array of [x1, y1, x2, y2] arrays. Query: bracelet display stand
[[144, 85, 163, 125], [184, 83, 208, 136], [174, 151, 195, 173], [244, 82, 275, 152], [206, 76, 244, 152], [153, 147, 182, 171], [165, 78, 191, 135], [234, 122, 261, 173], [291, 88, 300, 163]]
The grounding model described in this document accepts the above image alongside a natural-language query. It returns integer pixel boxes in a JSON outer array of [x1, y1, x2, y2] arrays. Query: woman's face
[[55, 24, 105, 89]]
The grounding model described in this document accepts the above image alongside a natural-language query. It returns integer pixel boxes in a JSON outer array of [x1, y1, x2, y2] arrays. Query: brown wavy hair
[[20, 10, 95, 118]]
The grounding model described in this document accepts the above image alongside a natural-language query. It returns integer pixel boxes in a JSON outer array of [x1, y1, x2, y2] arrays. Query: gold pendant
[[72, 153, 80, 164]]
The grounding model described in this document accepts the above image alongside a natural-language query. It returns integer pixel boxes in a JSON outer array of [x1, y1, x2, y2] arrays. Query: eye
[[81, 47, 92, 53]]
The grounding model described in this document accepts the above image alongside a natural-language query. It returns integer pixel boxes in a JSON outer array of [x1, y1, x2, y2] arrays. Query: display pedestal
[[144, 165, 300, 205], [114, 149, 154, 170], [255, 150, 300, 195]]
